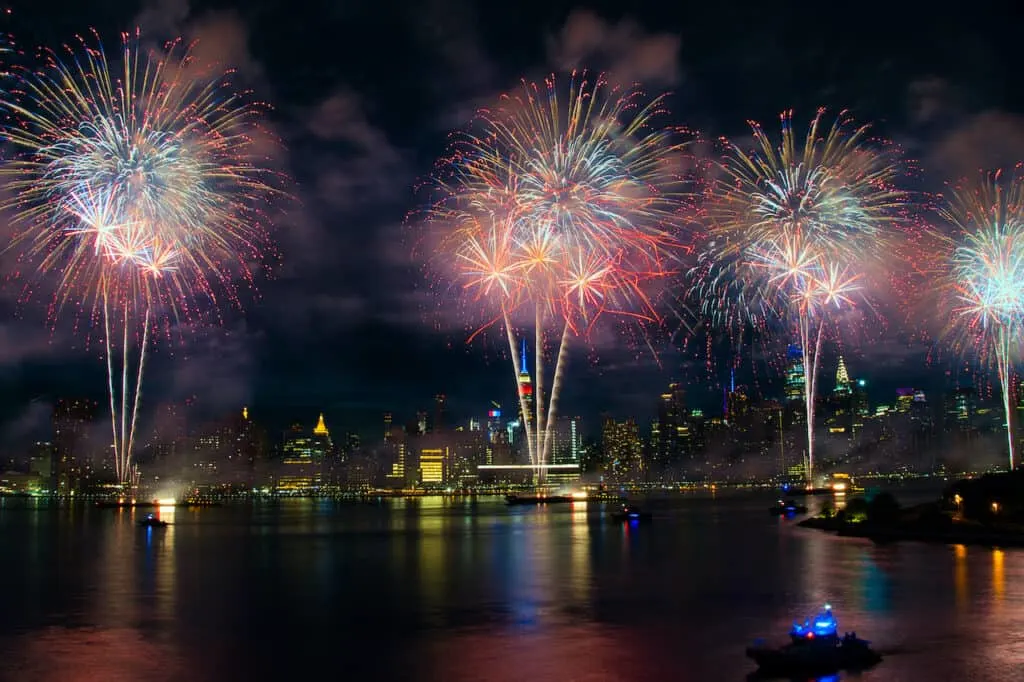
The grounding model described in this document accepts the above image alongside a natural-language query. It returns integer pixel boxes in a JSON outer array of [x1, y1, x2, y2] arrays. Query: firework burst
[[425, 72, 692, 480], [691, 108, 908, 485], [931, 169, 1024, 470], [0, 30, 281, 487]]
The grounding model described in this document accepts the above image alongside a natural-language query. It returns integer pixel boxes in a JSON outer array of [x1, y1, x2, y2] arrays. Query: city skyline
[[5, 349, 1007, 452], [0, 340, 995, 451], [1, 0, 1023, 456], [4, 350, 1015, 499]]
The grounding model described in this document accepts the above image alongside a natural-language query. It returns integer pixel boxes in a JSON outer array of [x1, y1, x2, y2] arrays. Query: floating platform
[[505, 494, 574, 506], [96, 500, 222, 509]]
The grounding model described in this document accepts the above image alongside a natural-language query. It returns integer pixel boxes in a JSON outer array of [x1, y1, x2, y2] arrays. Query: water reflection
[[8, 492, 1024, 681], [954, 544, 968, 610], [151, 505, 176, 623], [2, 627, 185, 682], [98, 510, 134, 626], [992, 549, 1005, 603], [417, 497, 447, 624], [860, 553, 891, 614], [569, 502, 590, 607]]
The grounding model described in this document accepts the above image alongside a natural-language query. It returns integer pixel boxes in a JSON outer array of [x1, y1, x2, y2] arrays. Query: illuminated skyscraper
[[384, 420, 408, 488], [834, 357, 852, 396], [52, 399, 98, 494], [416, 434, 449, 485], [486, 403, 503, 443], [433, 394, 448, 433], [517, 338, 533, 428], [277, 413, 332, 495], [654, 382, 687, 476], [485, 403, 510, 465], [602, 417, 643, 480], [784, 344, 805, 404], [852, 379, 870, 418], [551, 416, 582, 465], [827, 358, 855, 438], [313, 412, 330, 439]]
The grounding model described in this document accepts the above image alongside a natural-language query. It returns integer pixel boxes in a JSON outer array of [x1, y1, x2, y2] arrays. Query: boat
[[588, 485, 628, 502], [782, 486, 833, 496], [98, 499, 221, 509], [829, 473, 864, 494], [505, 493, 574, 506], [611, 504, 652, 522], [137, 513, 168, 528], [746, 604, 881, 676], [770, 499, 808, 516]]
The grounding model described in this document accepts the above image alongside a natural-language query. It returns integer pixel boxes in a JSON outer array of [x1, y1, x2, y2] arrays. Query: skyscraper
[[517, 338, 533, 428], [834, 357, 852, 396], [433, 394, 448, 433], [602, 417, 643, 480], [827, 357, 855, 438], [551, 416, 582, 465], [278, 414, 332, 495], [852, 379, 869, 418], [784, 344, 805, 404], [654, 382, 687, 476], [52, 399, 98, 494]]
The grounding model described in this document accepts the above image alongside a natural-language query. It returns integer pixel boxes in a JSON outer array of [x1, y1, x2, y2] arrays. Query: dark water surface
[[1, 490, 1021, 681]]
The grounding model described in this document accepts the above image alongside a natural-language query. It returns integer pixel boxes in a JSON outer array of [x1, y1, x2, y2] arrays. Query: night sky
[[1, 0, 1023, 445]]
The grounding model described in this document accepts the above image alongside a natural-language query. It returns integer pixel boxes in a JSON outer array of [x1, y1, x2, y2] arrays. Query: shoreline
[[798, 516, 1024, 548]]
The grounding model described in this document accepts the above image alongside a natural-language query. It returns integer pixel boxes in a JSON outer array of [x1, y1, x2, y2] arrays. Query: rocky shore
[[798, 470, 1024, 548]]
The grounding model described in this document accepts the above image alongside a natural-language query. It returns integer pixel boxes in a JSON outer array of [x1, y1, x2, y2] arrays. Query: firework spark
[[931, 170, 1024, 470], [0, 30, 280, 487], [426, 72, 692, 480], [692, 109, 908, 485]]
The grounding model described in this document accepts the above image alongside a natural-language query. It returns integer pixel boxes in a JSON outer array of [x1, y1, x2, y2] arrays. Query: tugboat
[[769, 499, 808, 516], [610, 504, 652, 523], [137, 513, 168, 528], [746, 604, 881, 676]]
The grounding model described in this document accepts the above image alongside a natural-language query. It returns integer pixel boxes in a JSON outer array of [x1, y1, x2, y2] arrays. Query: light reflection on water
[[1, 491, 1024, 680]]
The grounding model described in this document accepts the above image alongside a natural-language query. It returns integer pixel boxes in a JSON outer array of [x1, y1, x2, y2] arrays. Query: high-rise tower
[[433, 394, 448, 432], [517, 338, 534, 427], [655, 382, 687, 475], [834, 357, 852, 396], [51, 399, 97, 495], [313, 413, 330, 438], [784, 344, 805, 403]]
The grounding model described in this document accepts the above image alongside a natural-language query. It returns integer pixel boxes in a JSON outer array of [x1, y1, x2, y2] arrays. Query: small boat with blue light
[[611, 504, 652, 523], [746, 604, 880, 676], [769, 499, 808, 516], [137, 513, 168, 528]]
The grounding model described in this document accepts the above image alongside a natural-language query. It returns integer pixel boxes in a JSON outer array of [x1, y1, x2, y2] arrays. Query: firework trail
[[426, 72, 691, 482], [0, 30, 280, 488], [929, 170, 1024, 471], [692, 109, 907, 485]]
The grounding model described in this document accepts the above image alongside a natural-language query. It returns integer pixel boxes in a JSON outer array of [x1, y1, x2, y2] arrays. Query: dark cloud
[[906, 76, 959, 126], [929, 111, 1024, 180], [0, 399, 49, 446], [547, 10, 682, 88], [304, 90, 409, 209], [161, 323, 257, 411], [3, 0, 1024, 453]]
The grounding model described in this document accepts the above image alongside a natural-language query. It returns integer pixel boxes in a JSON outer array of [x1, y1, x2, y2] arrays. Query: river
[[0, 487, 1018, 681]]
